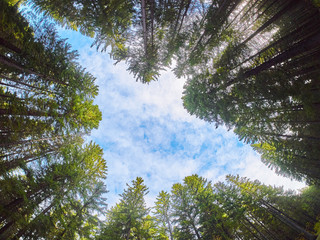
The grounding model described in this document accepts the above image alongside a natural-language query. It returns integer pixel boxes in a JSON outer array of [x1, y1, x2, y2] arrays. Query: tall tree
[[99, 177, 151, 240], [153, 191, 174, 240], [0, 141, 107, 239], [1, 0, 102, 175], [0, 2, 106, 239], [182, 0, 320, 184]]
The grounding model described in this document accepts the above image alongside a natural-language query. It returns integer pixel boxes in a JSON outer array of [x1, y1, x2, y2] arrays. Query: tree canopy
[[23, 0, 320, 184], [1, 0, 320, 238], [0, 2, 106, 239], [99, 175, 320, 240], [181, 0, 320, 184]]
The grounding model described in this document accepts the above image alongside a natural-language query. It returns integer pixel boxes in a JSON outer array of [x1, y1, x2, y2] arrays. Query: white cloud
[[239, 151, 306, 190], [64, 32, 306, 208]]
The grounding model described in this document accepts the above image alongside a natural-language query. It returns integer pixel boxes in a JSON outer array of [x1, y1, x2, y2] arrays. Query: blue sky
[[57, 28, 306, 208]]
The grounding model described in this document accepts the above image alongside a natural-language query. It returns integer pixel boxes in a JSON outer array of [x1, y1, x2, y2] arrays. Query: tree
[[153, 191, 174, 240], [0, 141, 107, 239], [24, 0, 209, 83], [224, 175, 318, 240], [0, 1, 102, 175], [0, 2, 106, 239], [170, 175, 235, 239], [182, 0, 320, 184], [99, 177, 150, 240], [98, 175, 320, 239]]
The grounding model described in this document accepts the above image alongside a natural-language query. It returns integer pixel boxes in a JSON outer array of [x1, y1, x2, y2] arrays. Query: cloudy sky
[[58, 28, 306, 208]]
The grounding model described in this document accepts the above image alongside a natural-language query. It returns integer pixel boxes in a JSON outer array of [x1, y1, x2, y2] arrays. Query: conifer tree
[[182, 0, 320, 183], [99, 177, 151, 240], [0, 2, 106, 239]]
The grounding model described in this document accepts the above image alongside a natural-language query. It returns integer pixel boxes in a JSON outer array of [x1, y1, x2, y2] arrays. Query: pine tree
[[99, 177, 150, 240], [182, 0, 320, 183]]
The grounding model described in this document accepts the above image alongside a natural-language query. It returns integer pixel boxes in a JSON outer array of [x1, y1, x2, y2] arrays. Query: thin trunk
[[232, 14, 320, 71], [258, 131, 320, 141], [0, 37, 22, 54], [261, 200, 316, 240], [203, 0, 242, 48], [176, 0, 192, 34], [237, 0, 279, 38], [0, 74, 58, 96], [244, 31, 320, 77], [0, 108, 57, 119], [0, 81, 32, 92], [244, 217, 268, 240], [0, 135, 63, 148], [166, 216, 174, 240], [248, 212, 278, 240], [12, 202, 55, 240], [141, 0, 148, 54], [58, 188, 100, 239], [188, 212, 201, 239], [241, 0, 297, 46], [0, 54, 68, 86], [0, 149, 58, 174], [240, 218, 261, 240], [150, 0, 155, 49], [190, 0, 231, 55], [0, 219, 15, 238]]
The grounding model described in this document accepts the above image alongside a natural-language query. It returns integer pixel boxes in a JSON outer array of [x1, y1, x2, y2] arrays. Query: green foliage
[[182, 0, 320, 184], [0, 141, 107, 239], [26, 0, 208, 83], [23, 0, 320, 185], [0, 0, 102, 167], [99, 177, 152, 240], [0, 1, 106, 239], [103, 175, 319, 239], [2, 0, 320, 238], [153, 191, 174, 240]]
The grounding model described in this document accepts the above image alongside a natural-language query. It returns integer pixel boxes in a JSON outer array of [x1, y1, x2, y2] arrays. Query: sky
[[58, 28, 306, 208]]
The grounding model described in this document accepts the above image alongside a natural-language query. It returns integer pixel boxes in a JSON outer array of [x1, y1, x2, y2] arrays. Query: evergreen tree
[[153, 191, 174, 240], [107, 175, 320, 239], [182, 0, 320, 184], [0, 141, 107, 239], [0, 2, 106, 239], [99, 177, 151, 240]]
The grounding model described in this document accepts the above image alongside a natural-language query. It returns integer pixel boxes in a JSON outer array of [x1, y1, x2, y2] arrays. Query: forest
[[0, 0, 319, 239]]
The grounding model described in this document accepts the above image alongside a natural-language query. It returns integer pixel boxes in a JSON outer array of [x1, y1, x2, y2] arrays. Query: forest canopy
[[20, 0, 320, 184], [1, 0, 320, 239], [97, 175, 320, 240]]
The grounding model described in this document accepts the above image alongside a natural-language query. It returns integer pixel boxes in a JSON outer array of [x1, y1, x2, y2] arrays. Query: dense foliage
[[1, 0, 320, 239], [24, 0, 320, 184], [180, 0, 320, 184], [0, 1, 107, 239], [26, 0, 209, 83], [99, 175, 320, 240]]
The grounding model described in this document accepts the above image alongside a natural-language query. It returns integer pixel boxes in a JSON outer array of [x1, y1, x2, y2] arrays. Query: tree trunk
[[12, 202, 55, 240], [0, 219, 15, 238], [244, 217, 268, 240], [0, 54, 68, 86], [0, 37, 22, 54], [244, 31, 320, 77], [260, 200, 316, 240], [141, 0, 148, 55]]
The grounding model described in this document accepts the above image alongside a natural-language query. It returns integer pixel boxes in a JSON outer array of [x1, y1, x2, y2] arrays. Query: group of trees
[[180, 0, 320, 184], [27, 0, 209, 82], [1, 0, 320, 238], [98, 175, 320, 240], [21, 0, 320, 184], [1, 1, 107, 239]]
